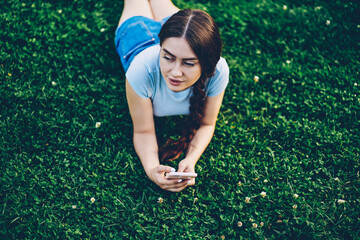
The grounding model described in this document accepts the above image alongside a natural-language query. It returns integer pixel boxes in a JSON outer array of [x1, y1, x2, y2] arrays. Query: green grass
[[1, 0, 359, 239]]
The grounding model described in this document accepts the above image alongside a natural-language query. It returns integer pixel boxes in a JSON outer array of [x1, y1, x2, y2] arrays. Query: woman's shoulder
[[215, 57, 229, 74], [205, 57, 230, 97], [132, 44, 161, 71]]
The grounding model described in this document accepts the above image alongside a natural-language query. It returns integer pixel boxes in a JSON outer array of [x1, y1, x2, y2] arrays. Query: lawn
[[1, 0, 359, 239]]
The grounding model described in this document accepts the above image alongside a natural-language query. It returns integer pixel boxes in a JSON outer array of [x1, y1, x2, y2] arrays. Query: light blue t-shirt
[[126, 44, 229, 117]]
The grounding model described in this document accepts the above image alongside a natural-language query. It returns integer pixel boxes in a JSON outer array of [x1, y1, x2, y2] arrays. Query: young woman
[[115, 0, 229, 192]]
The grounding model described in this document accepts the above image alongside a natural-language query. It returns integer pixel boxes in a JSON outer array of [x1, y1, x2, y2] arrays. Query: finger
[[187, 178, 195, 186], [157, 165, 176, 173], [158, 177, 181, 186], [166, 184, 188, 192], [161, 179, 188, 189], [177, 162, 186, 172]]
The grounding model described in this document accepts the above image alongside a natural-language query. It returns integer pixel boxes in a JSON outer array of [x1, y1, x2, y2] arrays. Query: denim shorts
[[115, 15, 171, 72]]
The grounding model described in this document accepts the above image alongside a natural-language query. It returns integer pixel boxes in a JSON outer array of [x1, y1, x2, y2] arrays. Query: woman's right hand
[[147, 165, 189, 192]]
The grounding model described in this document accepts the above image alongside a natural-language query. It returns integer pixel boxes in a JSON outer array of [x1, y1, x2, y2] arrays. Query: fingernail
[[171, 168, 176, 172], [178, 179, 182, 183]]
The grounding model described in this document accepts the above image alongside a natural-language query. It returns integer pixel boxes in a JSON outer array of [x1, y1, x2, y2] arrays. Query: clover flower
[[293, 204, 297, 209], [286, 60, 291, 64], [264, 179, 268, 183], [158, 197, 164, 204], [293, 194, 299, 198], [245, 197, 250, 203], [260, 222, 264, 227], [354, 83, 358, 86], [100, 28, 106, 32], [58, 10, 62, 13], [237, 181, 242, 187], [90, 197, 95, 203], [252, 223, 258, 228], [52, 81, 57, 86], [95, 122, 101, 128], [337, 199, 345, 204], [254, 76, 259, 82], [326, 20, 331, 25], [260, 191, 266, 198], [237, 221, 243, 227], [72, 205, 76, 209], [334, 177, 340, 181], [249, 218, 254, 222], [283, 5, 288, 10], [221, 235, 225, 240], [194, 197, 198, 202]]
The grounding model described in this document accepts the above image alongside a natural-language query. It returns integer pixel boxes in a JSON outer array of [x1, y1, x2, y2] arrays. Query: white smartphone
[[167, 172, 198, 180]]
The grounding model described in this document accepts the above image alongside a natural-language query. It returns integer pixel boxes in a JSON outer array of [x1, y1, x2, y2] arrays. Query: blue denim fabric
[[115, 15, 171, 72]]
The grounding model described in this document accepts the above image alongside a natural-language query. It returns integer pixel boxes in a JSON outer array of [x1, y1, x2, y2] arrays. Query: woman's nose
[[171, 62, 183, 77]]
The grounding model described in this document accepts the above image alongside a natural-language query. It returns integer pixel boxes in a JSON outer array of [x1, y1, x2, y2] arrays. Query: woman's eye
[[184, 62, 195, 67], [162, 55, 172, 61]]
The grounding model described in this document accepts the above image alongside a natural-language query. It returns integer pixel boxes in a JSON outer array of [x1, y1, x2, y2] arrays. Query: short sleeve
[[125, 57, 154, 99], [206, 57, 230, 97]]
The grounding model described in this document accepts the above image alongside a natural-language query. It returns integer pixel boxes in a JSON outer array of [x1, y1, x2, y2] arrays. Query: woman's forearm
[[133, 132, 160, 176], [185, 124, 215, 165]]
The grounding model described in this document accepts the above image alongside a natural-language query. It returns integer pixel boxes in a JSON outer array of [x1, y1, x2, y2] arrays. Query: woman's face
[[160, 37, 202, 92]]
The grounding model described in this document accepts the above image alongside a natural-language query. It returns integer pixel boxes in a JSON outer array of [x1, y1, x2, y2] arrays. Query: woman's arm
[[177, 90, 226, 184], [126, 79, 189, 192]]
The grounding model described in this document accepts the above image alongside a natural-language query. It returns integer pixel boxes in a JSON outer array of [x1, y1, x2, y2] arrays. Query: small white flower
[[334, 177, 340, 181], [249, 218, 254, 222], [256, 49, 261, 54], [315, 6, 321, 11], [237, 181, 242, 186], [264, 179, 268, 183], [260, 222, 264, 226], [326, 20, 331, 25], [158, 197, 163, 204], [100, 28, 106, 32], [72, 205, 76, 209], [95, 122, 101, 128], [90, 197, 95, 203], [293, 194, 299, 198], [58, 10, 62, 14], [337, 199, 345, 204], [237, 221, 243, 227], [260, 191, 267, 198], [252, 223, 258, 228], [254, 76, 259, 82], [293, 204, 297, 209], [354, 83, 358, 86], [51, 81, 57, 86], [245, 197, 251, 203], [194, 197, 198, 202], [286, 60, 291, 64], [283, 5, 288, 11]]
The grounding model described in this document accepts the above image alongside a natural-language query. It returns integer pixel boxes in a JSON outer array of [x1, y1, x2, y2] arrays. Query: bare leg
[[149, 0, 180, 21], [118, 0, 154, 28]]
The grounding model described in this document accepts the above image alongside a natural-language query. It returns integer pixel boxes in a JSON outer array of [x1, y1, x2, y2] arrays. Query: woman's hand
[[177, 159, 196, 186], [147, 165, 189, 192]]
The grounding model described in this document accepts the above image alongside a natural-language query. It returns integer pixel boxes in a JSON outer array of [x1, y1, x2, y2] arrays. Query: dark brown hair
[[158, 9, 222, 161]]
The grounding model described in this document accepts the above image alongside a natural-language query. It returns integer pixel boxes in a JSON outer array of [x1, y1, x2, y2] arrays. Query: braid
[[159, 75, 207, 161]]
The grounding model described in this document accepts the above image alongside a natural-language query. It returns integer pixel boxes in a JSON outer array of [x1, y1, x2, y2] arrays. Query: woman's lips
[[168, 78, 183, 86]]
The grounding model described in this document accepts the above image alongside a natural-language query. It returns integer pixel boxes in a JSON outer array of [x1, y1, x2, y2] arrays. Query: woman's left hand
[[177, 159, 196, 186]]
